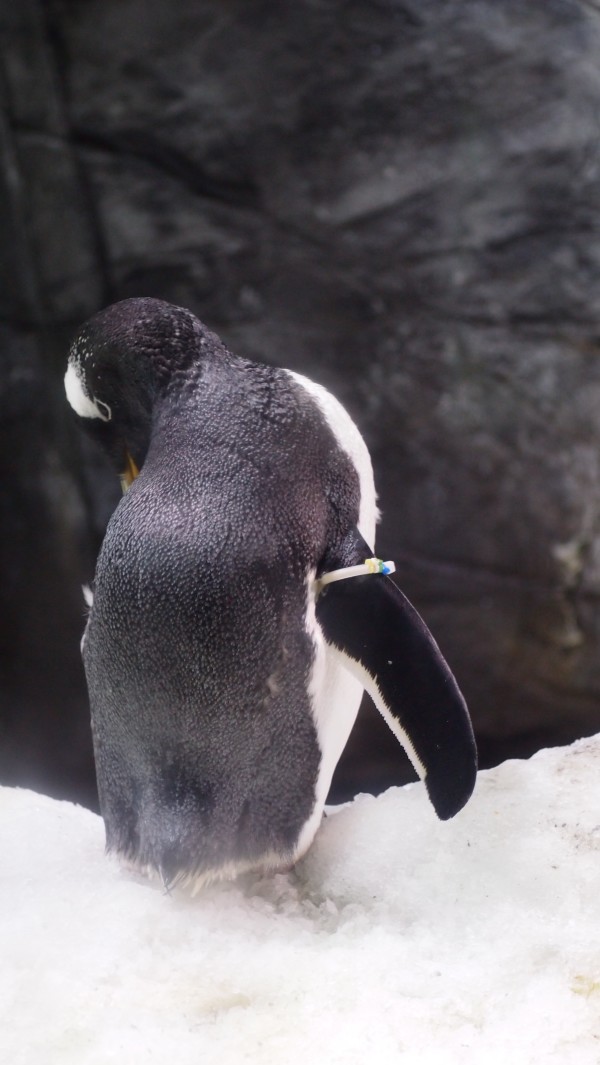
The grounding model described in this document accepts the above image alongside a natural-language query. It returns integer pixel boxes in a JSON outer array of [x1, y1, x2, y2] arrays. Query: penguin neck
[[146, 346, 241, 452], [154, 344, 238, 413], [152, 328, 239, 403]]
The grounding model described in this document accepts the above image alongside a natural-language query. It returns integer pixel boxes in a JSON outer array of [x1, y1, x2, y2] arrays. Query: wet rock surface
[[2, 0, 600, 805]]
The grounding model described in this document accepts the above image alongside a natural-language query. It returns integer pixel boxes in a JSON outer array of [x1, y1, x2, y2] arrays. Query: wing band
[[316, 558, 396, 592]]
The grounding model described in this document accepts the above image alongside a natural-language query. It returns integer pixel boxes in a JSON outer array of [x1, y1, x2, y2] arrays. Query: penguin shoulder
[[286, 370, 378, 544]]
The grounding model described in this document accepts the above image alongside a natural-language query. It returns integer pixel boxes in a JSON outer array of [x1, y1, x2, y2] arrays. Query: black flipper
[[316, 529, 477, 819]]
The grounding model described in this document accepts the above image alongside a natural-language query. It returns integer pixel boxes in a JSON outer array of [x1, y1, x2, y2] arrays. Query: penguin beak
[[120, 451, 140, 494]]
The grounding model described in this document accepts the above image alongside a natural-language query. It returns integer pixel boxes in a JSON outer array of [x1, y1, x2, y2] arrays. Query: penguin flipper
[[316, 530, 477, 820]]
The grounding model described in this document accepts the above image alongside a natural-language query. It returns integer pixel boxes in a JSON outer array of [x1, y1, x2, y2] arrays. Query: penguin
[[65, 297, 476, 889]]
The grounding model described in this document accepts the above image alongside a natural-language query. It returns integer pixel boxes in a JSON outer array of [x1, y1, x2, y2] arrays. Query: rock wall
[[2, 0, 600, 804]]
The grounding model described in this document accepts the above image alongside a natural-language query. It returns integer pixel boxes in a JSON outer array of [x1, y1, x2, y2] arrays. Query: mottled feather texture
[[66, 298, 475, 887]]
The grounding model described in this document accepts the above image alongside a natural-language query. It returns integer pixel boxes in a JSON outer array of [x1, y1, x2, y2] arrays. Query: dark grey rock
[[2, 0, 600, 806]]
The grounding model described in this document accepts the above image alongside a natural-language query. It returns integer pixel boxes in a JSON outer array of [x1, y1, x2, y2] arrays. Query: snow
[[1, 736, 599, 1065]]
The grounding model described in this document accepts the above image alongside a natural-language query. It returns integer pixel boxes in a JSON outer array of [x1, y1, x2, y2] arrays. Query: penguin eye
[[95, 398, 112, 422]]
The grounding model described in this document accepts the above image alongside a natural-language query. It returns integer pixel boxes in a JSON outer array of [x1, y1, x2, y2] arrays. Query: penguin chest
[[292, 580, 365, 861]]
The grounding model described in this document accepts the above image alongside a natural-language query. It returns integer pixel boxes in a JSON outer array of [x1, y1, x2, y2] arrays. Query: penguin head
[[65, 297, 204, 489]]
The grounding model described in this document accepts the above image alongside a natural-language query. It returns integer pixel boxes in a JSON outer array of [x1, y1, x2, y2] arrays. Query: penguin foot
[[116, 848, 296, 897]]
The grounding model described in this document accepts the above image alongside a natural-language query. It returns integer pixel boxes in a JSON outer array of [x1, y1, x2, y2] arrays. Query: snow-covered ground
[[1, 736, 599, 1065]]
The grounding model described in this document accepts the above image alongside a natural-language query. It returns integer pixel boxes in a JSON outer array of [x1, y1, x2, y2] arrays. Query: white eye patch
[[64, 362, 112, 422]]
